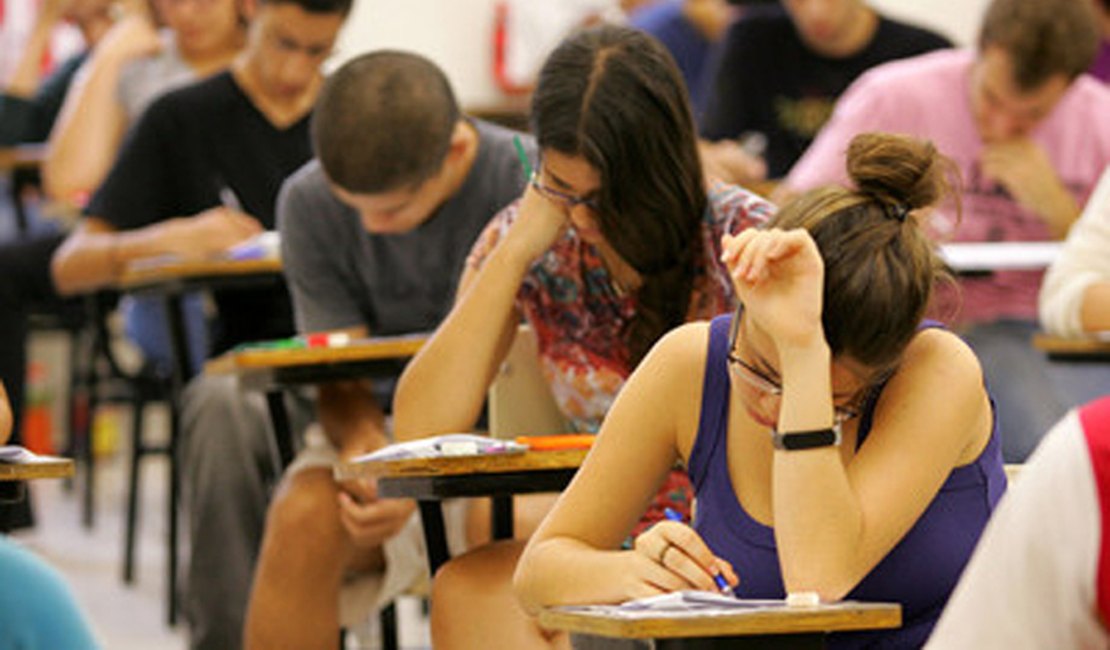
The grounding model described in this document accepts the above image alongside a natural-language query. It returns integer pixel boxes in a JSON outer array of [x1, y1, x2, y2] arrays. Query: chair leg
[[81, 388, 99, 529], [166, 401, 180, 626], [123, 393, 146, 584], [380, 602, 398, 650]]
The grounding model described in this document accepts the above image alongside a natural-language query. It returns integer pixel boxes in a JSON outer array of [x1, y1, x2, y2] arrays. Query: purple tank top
[[688, 315, 1007, 648]]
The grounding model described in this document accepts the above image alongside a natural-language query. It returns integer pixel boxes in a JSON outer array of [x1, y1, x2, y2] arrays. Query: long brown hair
[[770, 132, 959, 371], [531, 25, 707, 367]]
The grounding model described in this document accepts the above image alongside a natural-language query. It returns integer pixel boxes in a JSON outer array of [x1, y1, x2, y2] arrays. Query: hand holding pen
[[629, 507, 738, 597]]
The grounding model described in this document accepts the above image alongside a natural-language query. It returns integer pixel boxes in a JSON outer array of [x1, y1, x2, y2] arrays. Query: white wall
[[330, 0, 502, 107], [870, 0, 992, 46], [332, 0, 993, 108]]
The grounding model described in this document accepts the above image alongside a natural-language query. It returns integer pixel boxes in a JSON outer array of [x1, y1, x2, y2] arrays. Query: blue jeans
[[121, 292, 209, 376]]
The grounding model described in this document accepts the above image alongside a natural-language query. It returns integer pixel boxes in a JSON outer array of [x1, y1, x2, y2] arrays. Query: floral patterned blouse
[[467, 181, 774, 531]]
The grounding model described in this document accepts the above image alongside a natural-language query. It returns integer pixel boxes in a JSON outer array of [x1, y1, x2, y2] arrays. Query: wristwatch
[[770, 423, 842, 451]]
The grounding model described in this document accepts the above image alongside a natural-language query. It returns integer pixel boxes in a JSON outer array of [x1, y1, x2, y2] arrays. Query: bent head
[[971, 0, 1099, 142], [312, 51, 466, 234], [532, 24, 706, 364], [733, 133, 955, 428], [155, 0, 244, 58], [242, 0, 350, 102], [782, 0, 873, 57]]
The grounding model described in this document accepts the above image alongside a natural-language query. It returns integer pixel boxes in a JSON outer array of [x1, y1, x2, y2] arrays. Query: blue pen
[[664, 507, 732, 594]]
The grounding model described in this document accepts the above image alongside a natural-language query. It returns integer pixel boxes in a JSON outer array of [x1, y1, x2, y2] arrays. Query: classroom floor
[[9, 333, 432, 650]]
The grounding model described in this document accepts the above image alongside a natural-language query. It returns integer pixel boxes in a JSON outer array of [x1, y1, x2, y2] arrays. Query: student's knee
[[432, 540, 524, 612], [266, 468, 339, 540]]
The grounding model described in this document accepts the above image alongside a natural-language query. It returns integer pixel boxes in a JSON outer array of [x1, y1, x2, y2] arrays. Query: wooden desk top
[[0, 456, 75, 481], [206, 335, 427, 375], [335, 447, 587, 482], [0, 144, 46, 172], [1032, 333, 1110, 358], [117, 257, 282, 291], [538, 601, 901, 640]]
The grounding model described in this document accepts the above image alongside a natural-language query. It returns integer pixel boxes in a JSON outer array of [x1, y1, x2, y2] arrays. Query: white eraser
[[326, 332, 351, 347], [439, 441, 479, 457], [786, 591, 820, 607]]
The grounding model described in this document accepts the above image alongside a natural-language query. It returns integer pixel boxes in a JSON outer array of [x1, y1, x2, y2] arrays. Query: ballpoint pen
[[663, 507, 732, 594]]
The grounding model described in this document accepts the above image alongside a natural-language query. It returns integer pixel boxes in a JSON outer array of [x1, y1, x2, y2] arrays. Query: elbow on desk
[[780, 558, 860, 604], [510, 548, 547, 617]]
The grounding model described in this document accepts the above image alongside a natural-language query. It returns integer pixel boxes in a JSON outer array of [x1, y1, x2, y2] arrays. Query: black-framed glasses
[[725, 306, 861, 423], [529, 171, 600, 212]]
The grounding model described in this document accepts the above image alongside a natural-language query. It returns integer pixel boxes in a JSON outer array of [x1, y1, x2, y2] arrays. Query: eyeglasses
[[726, 307, 861, 423], [529, 171, 600, 212]]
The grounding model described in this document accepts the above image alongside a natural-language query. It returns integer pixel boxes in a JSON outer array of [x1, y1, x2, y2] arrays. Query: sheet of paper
[[618, 591, 785, 611], [0, 445, 66, 464], [938, 242, 1061, 272], [349, 434, 527, 462]]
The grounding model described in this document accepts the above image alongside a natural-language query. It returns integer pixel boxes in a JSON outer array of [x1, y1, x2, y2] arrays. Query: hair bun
[[846, 132, 950, 212]]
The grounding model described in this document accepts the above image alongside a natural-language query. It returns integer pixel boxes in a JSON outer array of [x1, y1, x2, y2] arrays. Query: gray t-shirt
[[117, 30, 195, 121], [278, 119, 535, 337]]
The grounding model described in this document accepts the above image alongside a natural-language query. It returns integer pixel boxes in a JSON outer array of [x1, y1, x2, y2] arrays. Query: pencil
[[513, 134, 533, 181]]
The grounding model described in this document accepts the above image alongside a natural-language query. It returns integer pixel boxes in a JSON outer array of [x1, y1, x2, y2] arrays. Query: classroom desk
[[115, 255, 282, 625], [538, 601, 901, 650], [205, 334, 427, 468], [0, 456, 74, 481], [0, 144, 46, 172], [0, 452, 75, 505], [1032, 332, 1110, 361], [335, 448, 587, 574], [0, 144, 47, 236]]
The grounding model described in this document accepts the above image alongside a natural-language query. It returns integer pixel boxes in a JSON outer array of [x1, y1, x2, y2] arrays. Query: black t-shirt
[[699, 6, 951, 178], [88, 71, 309, 353], [0, 51, 87, 145]]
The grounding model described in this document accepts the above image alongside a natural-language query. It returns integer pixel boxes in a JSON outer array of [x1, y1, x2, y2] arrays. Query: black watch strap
[[771, 426, 841, 451]]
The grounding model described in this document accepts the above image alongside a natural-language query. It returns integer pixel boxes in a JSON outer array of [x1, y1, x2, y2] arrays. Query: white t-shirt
[[1040, 166, 1110, 337], [926, 409, 1109, 648]]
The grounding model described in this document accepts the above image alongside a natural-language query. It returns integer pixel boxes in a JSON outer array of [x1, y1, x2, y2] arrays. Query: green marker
[[513, 134, 533, 181]]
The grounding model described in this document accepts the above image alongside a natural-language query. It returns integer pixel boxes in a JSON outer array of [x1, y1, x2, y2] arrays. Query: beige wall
[[332, 0, 992, 108]]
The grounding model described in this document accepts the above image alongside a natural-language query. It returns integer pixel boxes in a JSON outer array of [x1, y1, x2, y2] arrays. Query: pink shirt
[[787, 49, 1110, 326]]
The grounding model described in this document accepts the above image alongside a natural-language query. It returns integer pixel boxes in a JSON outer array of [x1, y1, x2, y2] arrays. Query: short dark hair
[[531, 25, 706, 367], [312, 51, 460, 193], [979, 0, 1100, 90], [262, 0, 353, 16]]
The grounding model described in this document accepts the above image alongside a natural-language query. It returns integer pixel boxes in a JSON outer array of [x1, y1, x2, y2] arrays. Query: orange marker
[[514, 434, 595, 450]]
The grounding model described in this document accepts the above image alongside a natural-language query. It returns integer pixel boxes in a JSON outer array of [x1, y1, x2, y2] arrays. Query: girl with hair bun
[[514, 131, 1007, 649]]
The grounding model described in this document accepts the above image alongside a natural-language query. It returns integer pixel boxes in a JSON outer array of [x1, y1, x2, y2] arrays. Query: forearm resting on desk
[[52, 220, 168, 294], [514, 539, 640, 614], [392, 244, 528, 439]]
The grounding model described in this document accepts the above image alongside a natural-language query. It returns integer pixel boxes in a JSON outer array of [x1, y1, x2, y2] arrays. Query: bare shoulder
[[901, 327, 983, 384], [881, 327, 991, 463], [643, 321, 712, 377], [639, 322, 714, 458]]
